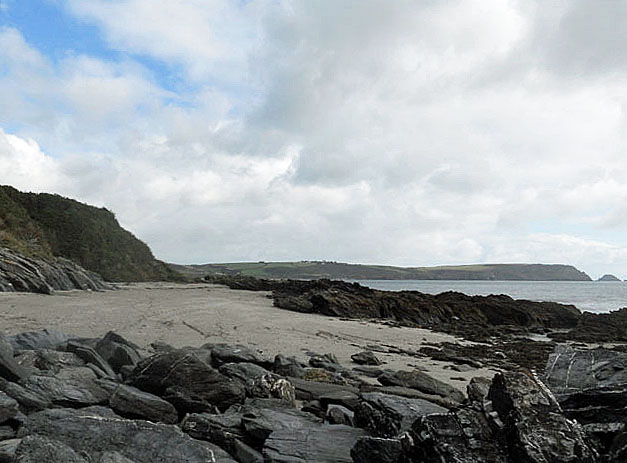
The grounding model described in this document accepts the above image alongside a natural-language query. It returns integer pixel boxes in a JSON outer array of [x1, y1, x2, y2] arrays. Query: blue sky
[[1, 0, 627, 278]]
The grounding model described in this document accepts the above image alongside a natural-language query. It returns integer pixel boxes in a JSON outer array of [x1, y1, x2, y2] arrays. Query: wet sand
[[0, 282, 498, 387]]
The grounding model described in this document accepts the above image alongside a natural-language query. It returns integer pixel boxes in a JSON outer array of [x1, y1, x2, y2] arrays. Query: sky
[[1, 0, 627, 278]]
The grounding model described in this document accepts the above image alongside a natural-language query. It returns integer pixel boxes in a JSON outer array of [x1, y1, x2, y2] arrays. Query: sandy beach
[[0, 282, 498, 387]]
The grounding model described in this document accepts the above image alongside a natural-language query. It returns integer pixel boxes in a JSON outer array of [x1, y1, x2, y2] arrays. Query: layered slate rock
[[19, 373, 110, 408], [0, 393, 18, 425], [7, 330, 75, 351], [12, 434, 89, 463], [17, 407, 226, 463], [128, 350, 245, 412], [0, 247, 111, 294], [377, 369, 466, 403], [353, 391, 447, 437], [107, 384, 178, 424], [95, 332, 142, 374]]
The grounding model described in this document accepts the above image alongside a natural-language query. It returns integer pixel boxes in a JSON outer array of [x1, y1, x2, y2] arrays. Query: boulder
[[0, 350, 30, 383], [12, 434, 89, 463], [128, 351, 245, 412], [0, 392, 18, 424], [377, 369, 466, 403], [0, 378, 51, 413], [245, 374, 295, 404], [0, 438, 20, 463], [351, 436, 406, 463], [66, 341, 117, 379], [272, 355, 305, 378], [15, 349, 84, 374], [263, 423, 365, 463], [19, 374, 110, 408], [208, 344, 271, 368], [108, 384, 178, 424], [219, 362, 270, 382], [17, 407, 226, 463], [354, 392, 447, 437], [326, 404, 354, 426], [95, 332, 142, 373], [7, 330, 75, 351], [351, 350, 383, 366], [181, 410, 247, 454]]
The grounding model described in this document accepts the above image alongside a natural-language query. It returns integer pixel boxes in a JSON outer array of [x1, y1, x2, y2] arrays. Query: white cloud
[[2, 2, 627, 278]]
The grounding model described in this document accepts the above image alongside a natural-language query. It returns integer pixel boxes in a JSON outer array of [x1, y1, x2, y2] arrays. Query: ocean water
[[354, 280, 627, 314]]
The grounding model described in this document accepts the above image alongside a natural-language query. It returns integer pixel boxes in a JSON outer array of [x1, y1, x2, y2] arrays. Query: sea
[[354, 280, 627, 314]]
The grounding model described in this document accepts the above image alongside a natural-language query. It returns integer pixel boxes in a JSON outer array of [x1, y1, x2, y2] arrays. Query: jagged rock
[[245, 374, 295, 403], [128, 350, 245, 412], [544, 345, 627, 393], [108, 384, 178, 424], [7, 330, 75, 351], [19, 374, 110, 408], [0, 439, 21, 463], [0, 392, 18, 424], [351, 350, 383, 366], [13, 434, 89, 463], [219, 362, 270, 382], [66, 341, 117, 379], [181, 410, 247, 454], [232, 439, 263, 463], [302, 367, 350, 384], [552, 307, 627, 342], [0, 378, 51, 412], [289, 377, 359, 409], [0, 247, 111, 294], [17, 407, 225, 463], [0, 424, 16, 440], [273, 355, 305, 378], [326, 404, 354, 426], [609, 431, 627, 462], [359, 384, 458, 408], [96, 452, 137, 463], [378, 369, 466, 402], [351, 436, 406, 463], [354, 392, 447, 437], [208, 344, 271, 368], [0, 349, 30, 383], [15, 349, 85, 374], [467, 376, 492, 403], [263, 423, 365, 463], [353, 365, 387, 377], [95, 332, 142, 373], [487, 371, 598, 463]]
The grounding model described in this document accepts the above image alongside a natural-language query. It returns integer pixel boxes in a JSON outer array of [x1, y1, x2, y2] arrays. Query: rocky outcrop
[[598, 274, 621, 282], [551, 308, 627, 342], [0, 247, 112, 294]]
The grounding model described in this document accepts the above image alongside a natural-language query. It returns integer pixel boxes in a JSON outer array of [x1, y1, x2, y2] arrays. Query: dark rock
[[19, 374, 110, 408], [108, 384, 178, 424], [263, 423, 365, 463], [95, 332, 142, 373], [219, 362, 270, 382], [467, 376, 492, 403], [15, 349, 84, 373], [353, 365, 386, 378], [272, 355, 305, 378], [609, 431, 627, 462], [487, 371, 598, 462], [245, 374, 295, 403], [0, 349, 30, 383], [7, 330, 75, 351], [289, 377, 360, 409], [0, 378, 51, 412], [354, 392, 447, 437], [552, 307, 627, 342], [241, 401, 321, 445], [359, 384, 459, 408], [128, 350, 245, 412], [209, 344, 271, 368], [0, 392, 18, 424], [13, 434, 89, 463], [0, 424, 16, 440], [0, 439, 20, 463], [378, 369, 466, 403], [66, 341, 117, 379], [326, 404, 354, 426], [232, 439, 264, 463], [181, 410, 246, 454], [18, 407, 224, 463], [351, 436, 406, 463], [544, 345, 627, 393], [351, 350, 383, 366], [95, 452, 137, 463]]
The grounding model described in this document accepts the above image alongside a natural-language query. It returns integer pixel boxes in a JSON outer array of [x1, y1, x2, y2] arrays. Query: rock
[[0, 392, 18, 424], [95, 332, 142, 373], [0, 439, 21, 463], [15, 349, 84, 373], [0, 247, 111, 294], [18, 407, 224, 463], [354, 392, 447, 437], [0, 378, 51, 412], [351, 350, 383, 366], [66, 341, 117, 379], [7, 330, 75, 351], [96, 452, 137, 463], [245, 374, 295, 403], [289, 377, 359, 408], [19, 374, 110, 408], [359, 384, 459, 408], [128, 350, 245, 412], [552, 307, 627, 343], [263, 423, 365, 463], [0, 349, 30, 383], [232, 439, 264, 463], [0, 424, 16, 440], [326, 404, 354, 426], [108, 384, 178, 424], [351, 436, 406, 463], [273, 355, 305, 378], [487, 371, 598, 462], [544, 345, 627, 393], [181, 410, 247, 454], [467, 376, 492, 403], [302, 367, 349, 385], [598, 274, 621, 282], [353, 365, 387, 378], [219, 362, 270, 382], [609, 431, 627, 462], [13, 434, 89, 463], [208, 344, 271, 368], [377, 369, 466, 403]]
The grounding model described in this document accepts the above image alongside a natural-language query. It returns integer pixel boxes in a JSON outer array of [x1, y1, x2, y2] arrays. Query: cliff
[[0, 185, 177, 282]]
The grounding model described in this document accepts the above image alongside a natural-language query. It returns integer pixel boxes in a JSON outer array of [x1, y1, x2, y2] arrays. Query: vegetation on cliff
[[0, 185, 177, 282], [174, 260, 592, 281]]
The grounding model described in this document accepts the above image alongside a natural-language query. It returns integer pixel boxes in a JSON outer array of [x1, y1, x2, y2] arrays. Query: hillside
[[0, 185, 176, 282], [169, 261, 592, 281]]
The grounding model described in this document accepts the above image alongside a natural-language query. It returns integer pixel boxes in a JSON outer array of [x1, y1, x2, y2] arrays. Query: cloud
[[2, 2, 627, 278]]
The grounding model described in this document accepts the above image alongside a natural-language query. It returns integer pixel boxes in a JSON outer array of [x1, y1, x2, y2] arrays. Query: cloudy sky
[[1, 0, 627, 278]]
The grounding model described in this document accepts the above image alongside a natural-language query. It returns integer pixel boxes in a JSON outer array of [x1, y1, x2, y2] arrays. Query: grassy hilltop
[[0, 185, 177, 282], [170, 260, 592, 281]]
